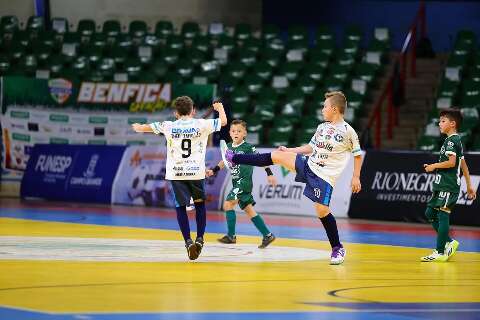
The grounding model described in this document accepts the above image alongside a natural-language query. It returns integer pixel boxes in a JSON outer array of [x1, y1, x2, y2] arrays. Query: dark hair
[[439, 108, 463, 130], [173, 96, 194, 116], [230, 119, 247, 130]]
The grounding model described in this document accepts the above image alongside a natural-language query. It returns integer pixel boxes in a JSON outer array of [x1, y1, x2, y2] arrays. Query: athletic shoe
[[217, 234, 237, 244], [195, 237, 204, 257], [220, 140, 235, 169], [330, 246, 346, 265], [258, 233, 276, 249], [420, 250, 448, 262], [445, 239, 460, 260], [185, 239, 199, 260]]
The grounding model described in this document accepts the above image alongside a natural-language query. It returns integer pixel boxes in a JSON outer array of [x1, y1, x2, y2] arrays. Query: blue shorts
[[294, 154, 333, 206]]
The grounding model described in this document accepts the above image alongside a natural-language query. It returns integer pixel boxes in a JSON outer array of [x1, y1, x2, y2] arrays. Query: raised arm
[[131, 123, 154, 133], [213, 102, 227, 127]]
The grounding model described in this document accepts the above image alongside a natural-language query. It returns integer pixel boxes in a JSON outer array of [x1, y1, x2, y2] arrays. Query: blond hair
[[230, 119, 247, 130], [324, 91, 347, 114]]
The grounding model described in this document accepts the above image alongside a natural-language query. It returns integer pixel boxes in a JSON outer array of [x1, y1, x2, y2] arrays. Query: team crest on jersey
[[447, 141, 454, 147], [334, 134, 344, 142]]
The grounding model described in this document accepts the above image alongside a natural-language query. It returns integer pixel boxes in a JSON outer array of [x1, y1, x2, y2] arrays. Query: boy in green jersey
[[206, 120, 278, 248], [421, 109, 477, 262]]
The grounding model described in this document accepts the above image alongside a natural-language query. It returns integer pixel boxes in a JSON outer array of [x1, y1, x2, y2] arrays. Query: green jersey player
[[206, 120, 277, 248], [421, 108, 477, 262]]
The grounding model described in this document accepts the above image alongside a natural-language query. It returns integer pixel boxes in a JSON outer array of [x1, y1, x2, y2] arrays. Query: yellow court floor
[[1, 215, 480, 320]]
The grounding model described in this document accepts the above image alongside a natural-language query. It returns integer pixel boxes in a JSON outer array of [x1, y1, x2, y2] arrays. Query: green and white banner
[[0, 76, 217, 195]]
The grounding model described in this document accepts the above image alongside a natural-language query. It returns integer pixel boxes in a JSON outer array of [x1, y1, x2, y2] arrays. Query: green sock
[[425, 207, 452, 242], [436, 211, 451, 254], [226, 210, 236, 237], [251, 214, 270, 237]]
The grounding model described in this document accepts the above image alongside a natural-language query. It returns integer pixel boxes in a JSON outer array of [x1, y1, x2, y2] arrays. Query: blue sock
[[195, 201, 206, 239], [320, 213, 341, 248], [233, 152, 273, 167], [175, 206, 191, 242]]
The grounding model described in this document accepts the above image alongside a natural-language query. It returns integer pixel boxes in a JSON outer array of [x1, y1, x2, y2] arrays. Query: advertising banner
[[112, 146, 227, 210], [20, 144, 126, 203], [349, 150, 480, 226]]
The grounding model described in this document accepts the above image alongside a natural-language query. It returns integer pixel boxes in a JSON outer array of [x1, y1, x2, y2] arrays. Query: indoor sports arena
[[0, 1, 479, 319]]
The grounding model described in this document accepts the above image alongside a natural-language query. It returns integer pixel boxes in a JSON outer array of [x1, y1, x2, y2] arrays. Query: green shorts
[[427, 191, 459, 213], [226, 187, 256, 210]]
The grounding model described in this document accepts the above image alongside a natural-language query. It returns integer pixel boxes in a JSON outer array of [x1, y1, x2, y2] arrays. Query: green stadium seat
[[46, 54, 65, 76], [316, 25, 333, 42], [280, 88, 305, 121], [297, 75, 317, 95], [155, 20, 174, 39], [314, 39, 335, 57], [82, 44, 103, 65], [303, 63, 326, 83], [257, 87, 278, 104], [235, 23, 252, 41], [217, 34, 235, 51], [26, 16, 45, 36], [245, 117, 264, 144], [1, 15, 19, 35], [244, 74, 264, 95], [437, 79, 459, 99], [166, 34, 184, 51], [225, 61, 247, 79], [354, 63, 378, 84], [163, 70, 182, 83], [455, 29, 476, 47], [103, 20, 122, 38], [278, 61, 303, 81], [323, 77, 344, 91], [461, 80, 480, 109], [262, 24, 280, 41], [288, 25, 308, 42], [184, 48, 206, 66], [0, 54, 11, 75], [253, 98, 276, 121], [237, 51, 257, 67], [268, 129, 291, 147], [271, 115, 295, 132], [123, 57, 141, 80], [417, 135, 440, 151], [32, 42, 52, 65], [85, 69, 105, 82], [344, 25, 362, 43], [252, 61, 273, 80], [151, 59, 168, 79], [181, 21, 199, 40], [461, 108, 479, 131], [308, 48, 331, 68], [231, 86, 250, 104], [329, 63, 352, 82], [38, 30, 57, 49], [90, 33, 107, 49], [71, 56, 90, 78], [129, 20, 148, 38], [192, 35, 210, 53], [231, 101, 249, 119], [17, 54, 37, 76], [261, 47, 284, 68], [243, 37, 262, 53], [176, 59, 194, 80], [77, 19, 96, 38]]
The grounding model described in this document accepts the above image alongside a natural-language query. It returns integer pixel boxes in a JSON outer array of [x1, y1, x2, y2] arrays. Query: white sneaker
[[445, 239, 459, 260], [420, 250, 448, 262], [330, 246, 346, 265]]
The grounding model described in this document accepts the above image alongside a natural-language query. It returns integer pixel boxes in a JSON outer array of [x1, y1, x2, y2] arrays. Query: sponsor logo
[[35, 155, 72, 173], [259, 184, 303, 200], [334, 134, 344, 142], [10, 110, 29, 119], [49, 78, 73, 104], [457, 175, 480, 206], [77, 82, 171, 104], [70, 154, 103, 186]]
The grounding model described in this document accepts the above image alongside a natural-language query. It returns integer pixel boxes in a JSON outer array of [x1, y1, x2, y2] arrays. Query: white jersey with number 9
[[150, 118, 221, 180]]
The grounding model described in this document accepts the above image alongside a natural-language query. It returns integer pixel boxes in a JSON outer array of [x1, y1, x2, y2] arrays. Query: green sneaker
[[445, 239, 459, 260]]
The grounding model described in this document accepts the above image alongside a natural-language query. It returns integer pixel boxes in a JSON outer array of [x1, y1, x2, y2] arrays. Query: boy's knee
[[223, 201, 234, 210], [315, 204, 330, 218], [425, 207, 437, 222]]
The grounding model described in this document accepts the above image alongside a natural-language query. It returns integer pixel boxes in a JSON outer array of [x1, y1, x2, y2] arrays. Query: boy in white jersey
[[222, 91, 363, 265], [132, 96, 227, 260]]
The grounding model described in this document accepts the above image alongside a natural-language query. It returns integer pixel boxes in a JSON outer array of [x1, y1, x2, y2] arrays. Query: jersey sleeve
[[445, 138, 461, 158], [201, 118, 222, 134], [349, 127, 362, 156], [249, 144, 257, 154], [149, 121, 166, 135]]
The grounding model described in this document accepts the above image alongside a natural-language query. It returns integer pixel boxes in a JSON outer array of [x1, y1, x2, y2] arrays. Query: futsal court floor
[[0, 198, 479, 320]]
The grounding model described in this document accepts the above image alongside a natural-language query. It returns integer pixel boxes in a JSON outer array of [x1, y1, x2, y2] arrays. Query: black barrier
[[349, 150, 480, 226]]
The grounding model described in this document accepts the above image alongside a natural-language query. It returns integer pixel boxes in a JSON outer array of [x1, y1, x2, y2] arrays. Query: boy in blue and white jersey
[[132, 96, 227, 260], [222, 91, 363, 265]]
